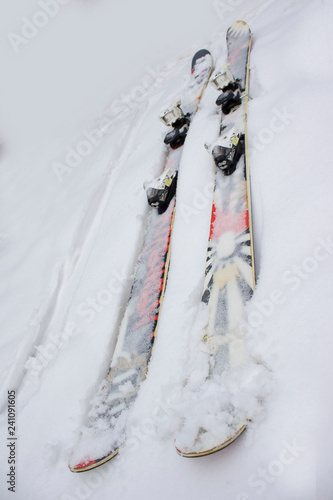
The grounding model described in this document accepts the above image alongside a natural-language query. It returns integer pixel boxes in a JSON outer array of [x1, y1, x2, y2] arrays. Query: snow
[[1, 0, 333, 499]]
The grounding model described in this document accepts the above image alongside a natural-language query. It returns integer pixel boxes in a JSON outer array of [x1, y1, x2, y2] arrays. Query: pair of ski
[[69, 20, 255, 472]]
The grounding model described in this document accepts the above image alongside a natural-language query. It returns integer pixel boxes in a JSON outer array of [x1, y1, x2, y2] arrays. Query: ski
[[175, 21, 255, 457], [69, 50, 214, 472]]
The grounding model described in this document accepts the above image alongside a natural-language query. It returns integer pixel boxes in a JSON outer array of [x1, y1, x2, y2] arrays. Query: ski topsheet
[[175, 21, 255, 457], [69, 50, 213, 472]]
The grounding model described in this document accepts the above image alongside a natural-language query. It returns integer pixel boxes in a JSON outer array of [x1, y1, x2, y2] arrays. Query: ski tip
[[191, 49, 212, 72], [175, 423, 247, 458], [227, 20, 251, 38], [68, 449, 119, 473]]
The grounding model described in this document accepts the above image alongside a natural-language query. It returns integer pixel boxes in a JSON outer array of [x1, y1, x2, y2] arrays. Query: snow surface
[[1, 0, 333, 499]]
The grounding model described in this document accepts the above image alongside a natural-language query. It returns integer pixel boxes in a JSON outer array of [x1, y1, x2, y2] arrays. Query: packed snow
[[1, 0, 333, 499]]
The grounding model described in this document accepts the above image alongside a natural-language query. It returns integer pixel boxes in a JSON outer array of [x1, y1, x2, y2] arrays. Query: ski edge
[[242, 30, 256, 290], [147, 200, 176, 357]]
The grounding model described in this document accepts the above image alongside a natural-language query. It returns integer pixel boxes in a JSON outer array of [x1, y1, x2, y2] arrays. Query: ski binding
[[210, 64, 242, 115], [205, 125, 244, 175], [144, 168, 178, 212], [160, 99, 190, 149], [159, 99, 184, 126]]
